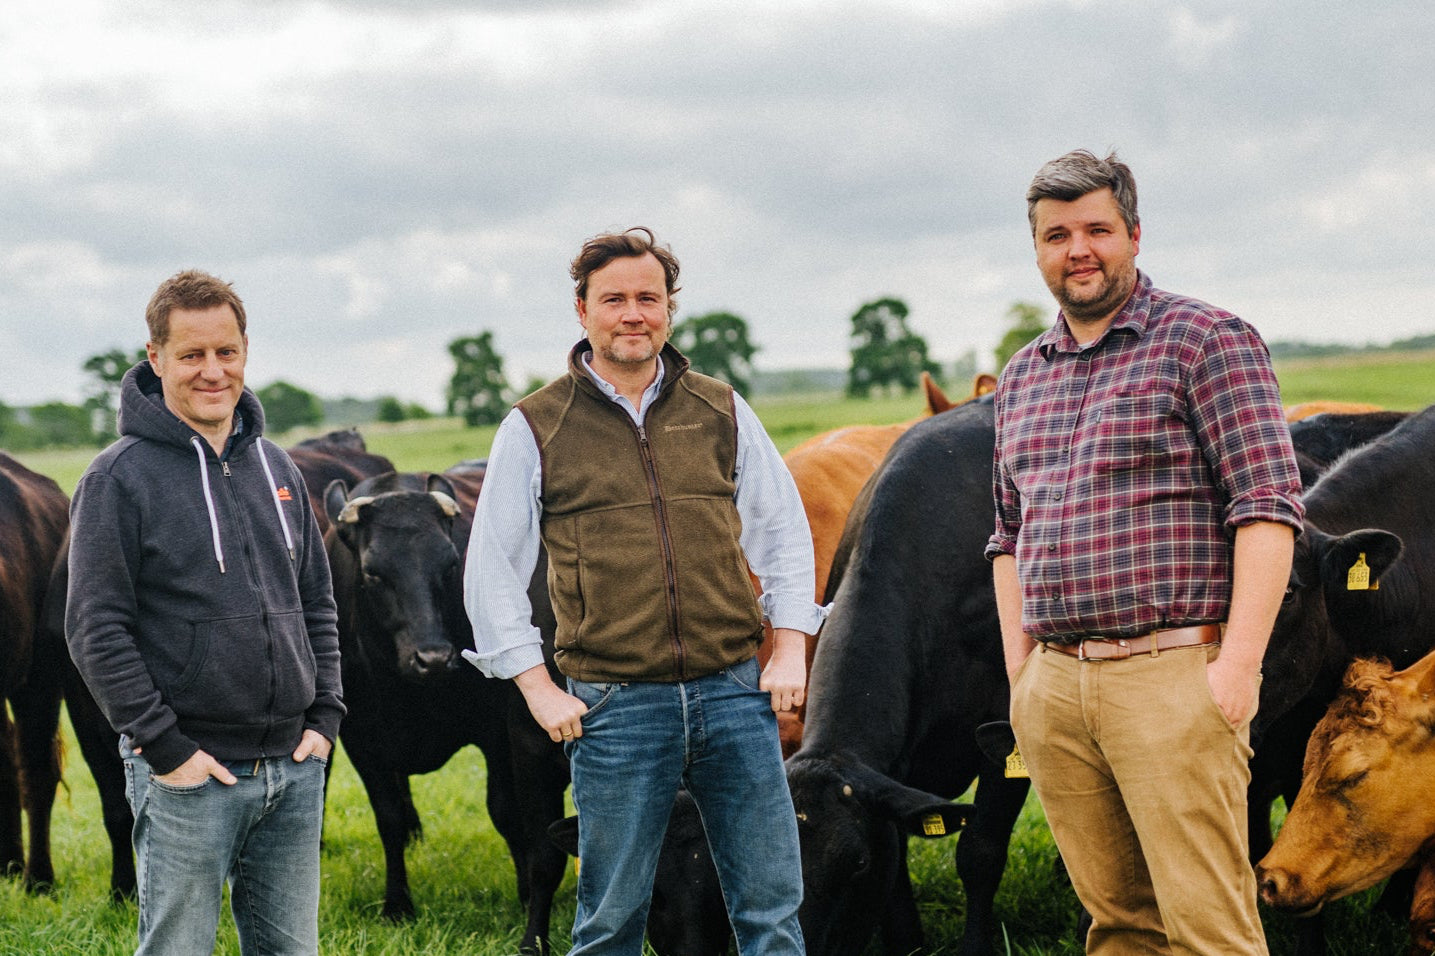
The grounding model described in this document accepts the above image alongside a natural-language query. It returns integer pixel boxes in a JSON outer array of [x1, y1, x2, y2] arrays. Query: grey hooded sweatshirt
[[66, 362, 344, 775]]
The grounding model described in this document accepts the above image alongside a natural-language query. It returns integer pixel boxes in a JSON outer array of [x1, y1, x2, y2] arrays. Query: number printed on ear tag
[[1005, 746, 1029, 779], [1347, 553, 1373, 591]]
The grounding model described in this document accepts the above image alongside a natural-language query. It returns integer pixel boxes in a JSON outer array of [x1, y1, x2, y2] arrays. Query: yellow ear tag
[[1347, 553, 1375, 591], [922, 814, 947, 836], [1005, 745, 1030, 779], [574, 857, 581, 877]]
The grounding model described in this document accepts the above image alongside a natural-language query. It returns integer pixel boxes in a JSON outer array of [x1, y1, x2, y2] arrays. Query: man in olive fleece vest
[[463, 227, 825, 956]]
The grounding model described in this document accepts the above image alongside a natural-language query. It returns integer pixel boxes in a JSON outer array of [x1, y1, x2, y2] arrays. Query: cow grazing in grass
[[0, 453, 69, 891], [1257, 651, 1435, 955], [1251, 403, 1435, 953], [786, 397, 1028, 956], [324, 465, 570, 954]]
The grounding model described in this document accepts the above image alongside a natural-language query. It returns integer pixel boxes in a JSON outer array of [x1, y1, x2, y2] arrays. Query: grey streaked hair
[[1026, 150, 1139, 237]]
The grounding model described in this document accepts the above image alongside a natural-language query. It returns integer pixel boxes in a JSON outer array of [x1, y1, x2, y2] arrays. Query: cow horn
[[430, 491, 460, 517], [337, 495, 377, 524]]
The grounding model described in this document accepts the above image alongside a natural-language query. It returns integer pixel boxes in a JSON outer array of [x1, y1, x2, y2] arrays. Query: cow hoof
[[382, 898, 417, 922]]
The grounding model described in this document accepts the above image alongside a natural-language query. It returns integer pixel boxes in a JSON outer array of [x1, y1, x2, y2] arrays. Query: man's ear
[[1131, 222, 1141, 255]]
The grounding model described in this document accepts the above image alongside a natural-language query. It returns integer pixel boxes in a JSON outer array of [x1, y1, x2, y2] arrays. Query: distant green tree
[[846, 297, 940, 398], [83, 346, 148, 439], [256, 381, 324, 433], [670, 311, 759, 395], [404, 403, 433, 420], [376, 396, 406, 423], [29, 402, 97, 447], [447, 332, 511, 427], [994, 301, 1049, 372]]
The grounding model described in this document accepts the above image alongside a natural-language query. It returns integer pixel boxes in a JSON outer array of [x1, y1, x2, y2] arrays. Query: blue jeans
[[566, 655, 804, 956], [122, 741, 327, 956]]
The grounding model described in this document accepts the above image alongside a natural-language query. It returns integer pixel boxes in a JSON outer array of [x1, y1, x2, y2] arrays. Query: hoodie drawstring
[[190, 437, 298, 573], [191, 438, 227, 574], [255, 440, 297, 561]]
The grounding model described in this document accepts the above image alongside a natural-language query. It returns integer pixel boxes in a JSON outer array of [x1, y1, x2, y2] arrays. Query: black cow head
[[1256, 524, 1404, 743], [786, 753, 969, 956], [548, 790, 730, 956], [325, 474, 467, 682]]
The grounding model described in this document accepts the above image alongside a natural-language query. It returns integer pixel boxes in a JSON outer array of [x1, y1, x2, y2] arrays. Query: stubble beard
[[1055, 259, 1138, 326]]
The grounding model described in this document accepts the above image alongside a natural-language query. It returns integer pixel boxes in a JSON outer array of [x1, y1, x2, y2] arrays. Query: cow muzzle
[[404, 643, 458, 680], [1256, 864, 1326, 917]]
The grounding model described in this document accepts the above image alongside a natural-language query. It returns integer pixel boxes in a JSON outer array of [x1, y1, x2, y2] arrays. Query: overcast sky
[[3, 0, 1432, 409]]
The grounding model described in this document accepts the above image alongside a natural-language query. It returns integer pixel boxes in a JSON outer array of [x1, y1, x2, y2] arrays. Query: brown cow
[[1412, 856, 1435, 955], [760, 372, 994, 755], [1284, 400, 1385, 422], [0, 453, 69, 890], [1257, 651, 1435, 953]]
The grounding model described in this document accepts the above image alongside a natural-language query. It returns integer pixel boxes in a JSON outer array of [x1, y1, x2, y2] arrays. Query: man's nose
[[200, 354, 224, 378]]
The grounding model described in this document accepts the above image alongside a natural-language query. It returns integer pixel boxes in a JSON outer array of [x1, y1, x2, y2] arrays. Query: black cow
[[40, 430, 396, 903], [0, 453, 69, 891], [324, 466, 570, 955], [1252, 403, 1435, 954], [1287, 410, 1410, 488], [787, 399, 1029, 956]]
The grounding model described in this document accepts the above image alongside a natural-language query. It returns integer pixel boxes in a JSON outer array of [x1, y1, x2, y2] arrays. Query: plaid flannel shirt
[[986, 272, 1304, 642]]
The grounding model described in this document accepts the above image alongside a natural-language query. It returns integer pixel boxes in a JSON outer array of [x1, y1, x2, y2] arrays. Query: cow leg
[[9, 670, 63, 892], [63, 673, 135, 900], [954, 771, 1029, 956], [879, 839, 925, 955], [0, 708, 25, 879], [345, 746, 418, 919], [509, 713, 571, 956]]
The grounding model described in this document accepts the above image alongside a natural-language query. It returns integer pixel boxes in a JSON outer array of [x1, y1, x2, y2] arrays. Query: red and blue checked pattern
[[986, 273, 1304, 641]]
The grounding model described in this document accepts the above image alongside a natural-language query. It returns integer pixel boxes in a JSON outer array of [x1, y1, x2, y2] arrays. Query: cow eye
[[1339, 770, 1368, 791]]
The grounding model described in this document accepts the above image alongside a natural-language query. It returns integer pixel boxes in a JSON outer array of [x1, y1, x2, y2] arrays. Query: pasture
[[6, 360, 1434, 955]]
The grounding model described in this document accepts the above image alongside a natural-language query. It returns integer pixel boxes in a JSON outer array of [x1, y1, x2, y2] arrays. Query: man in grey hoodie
[[66, 270, 344, 956]]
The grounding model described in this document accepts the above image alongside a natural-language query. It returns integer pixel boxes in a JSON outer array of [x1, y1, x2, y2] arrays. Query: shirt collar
[[579, 351, 666, 406], [1038, 271, 1154, 360]]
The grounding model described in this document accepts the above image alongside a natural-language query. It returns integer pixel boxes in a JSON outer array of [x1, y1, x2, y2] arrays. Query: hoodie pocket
[[168, 613, 315, 722]]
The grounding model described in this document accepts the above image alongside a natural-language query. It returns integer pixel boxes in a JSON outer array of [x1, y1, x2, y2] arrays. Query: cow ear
[[324, 479, 350, 526], [546, 816, 580, 857], [896, 800, 970, 840], [975, 721, 1017, 767], [427, 473, 457, 500], [1319, 529, 1404, 590], [844, 762, 970, 840]]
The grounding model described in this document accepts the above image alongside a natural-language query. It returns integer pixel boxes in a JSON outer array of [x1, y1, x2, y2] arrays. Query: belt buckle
[[1077, 638, 1130, 661]]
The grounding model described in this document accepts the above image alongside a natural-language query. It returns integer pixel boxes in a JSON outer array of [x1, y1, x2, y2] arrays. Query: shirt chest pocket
[[1086, 389, 1185, 473]]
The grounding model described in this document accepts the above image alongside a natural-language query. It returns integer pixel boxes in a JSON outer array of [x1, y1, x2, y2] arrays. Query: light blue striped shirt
[[462, 353, 827, 680]]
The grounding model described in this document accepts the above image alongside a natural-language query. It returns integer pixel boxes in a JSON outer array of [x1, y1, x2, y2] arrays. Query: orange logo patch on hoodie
[[276, 486, 294, 501]]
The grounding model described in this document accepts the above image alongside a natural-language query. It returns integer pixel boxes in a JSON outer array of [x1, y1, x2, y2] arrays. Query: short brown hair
[[569, 227, 681, 318], [145, 269, 247, 345], [1026, 149, 1139, 237]]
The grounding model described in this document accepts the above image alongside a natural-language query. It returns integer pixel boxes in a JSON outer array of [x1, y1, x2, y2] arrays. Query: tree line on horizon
[[5, 307, 1432, 451]]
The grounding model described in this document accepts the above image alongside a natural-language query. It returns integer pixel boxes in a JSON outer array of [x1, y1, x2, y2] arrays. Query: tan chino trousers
[[1009, 642, 1268, 955]]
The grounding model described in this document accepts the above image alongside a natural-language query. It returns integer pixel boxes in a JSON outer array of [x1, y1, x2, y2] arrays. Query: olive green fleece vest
[[517, 343, 764, 683]]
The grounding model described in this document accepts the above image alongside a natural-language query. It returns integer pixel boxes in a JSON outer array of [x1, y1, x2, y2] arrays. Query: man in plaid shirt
[[987, 150, 1304, 954]]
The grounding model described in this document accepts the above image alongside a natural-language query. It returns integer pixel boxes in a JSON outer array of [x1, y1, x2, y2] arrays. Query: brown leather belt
[[1041, 623, 1222, 661]]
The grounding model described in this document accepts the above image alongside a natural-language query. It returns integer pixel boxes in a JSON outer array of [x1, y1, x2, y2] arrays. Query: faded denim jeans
[[565, 655, 805, 956], [122, 740, 327, 956]]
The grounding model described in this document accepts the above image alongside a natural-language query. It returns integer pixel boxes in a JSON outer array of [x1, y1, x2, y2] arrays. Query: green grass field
[[4, 360, 1432, 954]]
